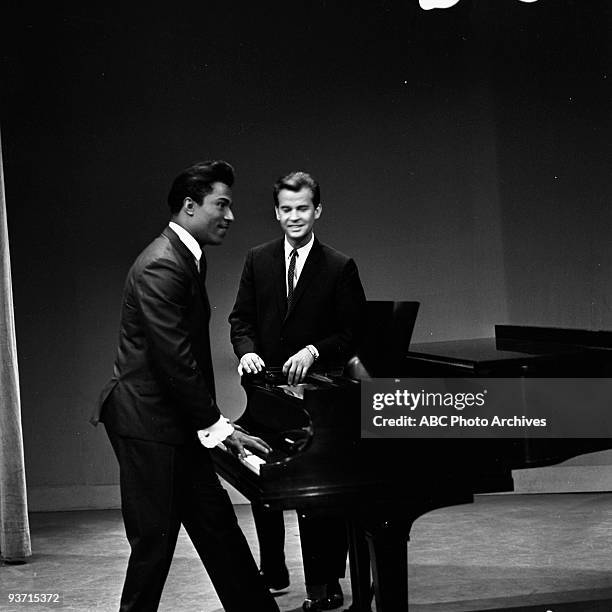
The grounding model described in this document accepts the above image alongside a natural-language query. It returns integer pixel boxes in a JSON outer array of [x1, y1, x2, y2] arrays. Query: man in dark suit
[[91, 161, 279, 612], [229, 171, 366, 611]]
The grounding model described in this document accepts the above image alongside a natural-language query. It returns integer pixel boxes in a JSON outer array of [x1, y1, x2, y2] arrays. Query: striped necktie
[[287, 248, 298, 309]]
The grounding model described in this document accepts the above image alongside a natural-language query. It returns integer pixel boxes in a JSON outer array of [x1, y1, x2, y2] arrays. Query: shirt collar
[[284, 233, 315, 260], [169, 221, 202, 263]]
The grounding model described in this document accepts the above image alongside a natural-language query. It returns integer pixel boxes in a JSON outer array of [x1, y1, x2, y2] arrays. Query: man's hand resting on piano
[[238, 352, 265, 375], [282, 348, 315, 385], [224, 429, 272, 460]]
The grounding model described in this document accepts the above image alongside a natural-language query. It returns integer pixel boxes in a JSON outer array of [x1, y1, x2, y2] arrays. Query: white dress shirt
[[169, 221, 202, 270], [283, 233, 319, 360], [284, 233, 315, 295], [168, 222, 233, 447]]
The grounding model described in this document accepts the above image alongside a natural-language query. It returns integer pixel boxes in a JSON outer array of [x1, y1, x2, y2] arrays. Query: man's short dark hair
[[272, 171, 320, 208], [168, 160, 235, 214]]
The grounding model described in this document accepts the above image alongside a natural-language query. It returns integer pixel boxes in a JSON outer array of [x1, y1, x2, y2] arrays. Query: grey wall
[[1, 0, 610, 509]]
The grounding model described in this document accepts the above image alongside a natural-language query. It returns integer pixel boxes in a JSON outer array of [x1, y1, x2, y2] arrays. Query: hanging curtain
[[0, 128, 31, 562]]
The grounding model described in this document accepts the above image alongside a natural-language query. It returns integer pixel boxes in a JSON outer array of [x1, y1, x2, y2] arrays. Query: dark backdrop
[[1, 0, 610, 508]]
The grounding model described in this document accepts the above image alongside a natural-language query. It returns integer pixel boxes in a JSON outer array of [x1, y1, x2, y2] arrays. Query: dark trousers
[[252, 505, 348, 586], [108, 430, 279, 612]]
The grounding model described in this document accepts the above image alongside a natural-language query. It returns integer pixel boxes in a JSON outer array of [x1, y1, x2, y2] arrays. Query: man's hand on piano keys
[[223, 429, 272, 460]]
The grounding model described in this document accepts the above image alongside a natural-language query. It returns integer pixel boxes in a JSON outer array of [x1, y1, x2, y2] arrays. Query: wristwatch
[[305, 344, 319, 360]]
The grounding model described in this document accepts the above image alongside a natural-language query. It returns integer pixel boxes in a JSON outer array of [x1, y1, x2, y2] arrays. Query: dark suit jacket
[[92, 226, 220, 444], [229, 237, 366, 370]]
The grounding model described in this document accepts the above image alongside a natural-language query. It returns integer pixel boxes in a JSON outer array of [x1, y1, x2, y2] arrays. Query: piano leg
[[365, 520, 410, 612], [346, 520, 372, 612]]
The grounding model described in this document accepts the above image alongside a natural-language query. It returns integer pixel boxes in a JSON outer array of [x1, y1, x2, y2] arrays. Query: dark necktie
[[287, 249, 298, 309], [198, 254, 207, 284], [198, 254, 211, 313]]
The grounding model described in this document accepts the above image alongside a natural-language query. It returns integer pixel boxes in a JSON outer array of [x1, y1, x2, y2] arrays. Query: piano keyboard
[[241, 450, 267, 475]]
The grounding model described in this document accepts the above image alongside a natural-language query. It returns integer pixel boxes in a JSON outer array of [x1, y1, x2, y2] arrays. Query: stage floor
[[2, 493, 612, 611]]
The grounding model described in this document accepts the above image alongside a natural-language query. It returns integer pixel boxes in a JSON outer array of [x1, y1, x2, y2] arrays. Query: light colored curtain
[[0, 129, 31, 562]]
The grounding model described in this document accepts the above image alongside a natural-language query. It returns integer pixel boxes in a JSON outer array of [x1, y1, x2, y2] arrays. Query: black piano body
[[212, 324, 612, 611], [406, 324, 612, 471]]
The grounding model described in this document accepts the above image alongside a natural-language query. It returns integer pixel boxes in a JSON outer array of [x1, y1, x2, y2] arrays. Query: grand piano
[[212, 304, 612, 611]]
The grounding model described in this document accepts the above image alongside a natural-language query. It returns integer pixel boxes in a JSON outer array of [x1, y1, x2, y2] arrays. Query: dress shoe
[[322, 580, 343, 610], [302, 598, 324, 611], [302, 582, 344, 611], [258, 566, 290, 592]]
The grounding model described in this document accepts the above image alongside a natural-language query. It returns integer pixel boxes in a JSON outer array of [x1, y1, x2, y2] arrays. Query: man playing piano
[[229, 171, 367, 611], [93, 161, 279, 612]]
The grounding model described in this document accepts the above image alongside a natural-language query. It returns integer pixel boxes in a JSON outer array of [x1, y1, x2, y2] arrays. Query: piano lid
[[406, 337, 586, 369], [407, 325, 612, 372]]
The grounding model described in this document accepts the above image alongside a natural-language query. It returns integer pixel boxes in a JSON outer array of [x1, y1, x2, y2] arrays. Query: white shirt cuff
[[198, 416, 234, 448]]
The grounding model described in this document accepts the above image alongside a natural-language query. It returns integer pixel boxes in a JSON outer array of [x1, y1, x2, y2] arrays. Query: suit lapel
[[272, 239, 287, 319], [198, 251, 211, 313], [284, 238, 323, 323], [163, 227, 210, 313]]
